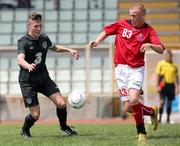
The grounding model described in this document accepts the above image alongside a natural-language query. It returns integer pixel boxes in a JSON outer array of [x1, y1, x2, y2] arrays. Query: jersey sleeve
[[149, 28, 165, 49], [103, 20, 120, 35], [46, 36, 55, 49], [17, 39, 26, 55]]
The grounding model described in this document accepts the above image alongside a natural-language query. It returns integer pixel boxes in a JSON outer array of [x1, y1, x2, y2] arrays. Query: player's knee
[[31, 112, 40, 120], [56, 100, 66, 108]]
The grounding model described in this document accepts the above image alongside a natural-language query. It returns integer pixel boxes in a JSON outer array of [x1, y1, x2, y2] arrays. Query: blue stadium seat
[[104, 0, 118, 9], [60, 0, 74, 10], [73, 33, 87, 44], [57, 57, 71, 69], [44, 11, 58, 21], [72, 82, 86, 92], [0, 10, 14, 22], [104, 10, 118, 20], [14, 22, 27, 33], [89, 9, 103, 20], [9, 83, 21, 94], [45, 0, 55, 10], [0, 83, 7, 94], [0, 23, 12, 33], [89, 21, 103, 32], [57, 70, 71, 81], [59, 10, 73, 21], [58, 33, 72, 44], [72, 69, 85, 81], [0, 70, 8, 82], [59, 22, 73, 32], [15, 10, 29, 22], [74, 10, 88, 20], [90, 82, 101, 92], [10, 71, 19, 82], [90, 69, 102, 80], [32, 0, 43, 9], [74, 22, 88, 32], [12, 34, 25, 45], [75, 0, 88, 9], [44, 22, 57, 33], [0, 34, 11, 45], [57, 82, 70, 93]]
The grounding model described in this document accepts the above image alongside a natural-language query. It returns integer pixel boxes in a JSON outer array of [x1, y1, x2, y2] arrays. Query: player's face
[[28, 20, 42, 39], [165, 52, 172, 62], [129, 9, 145, 27]]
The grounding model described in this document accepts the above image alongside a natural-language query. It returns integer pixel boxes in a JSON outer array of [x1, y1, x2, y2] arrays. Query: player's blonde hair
[[130, 2, 146, 15]]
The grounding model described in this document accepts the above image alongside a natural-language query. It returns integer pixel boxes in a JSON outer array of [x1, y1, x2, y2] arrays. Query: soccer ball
[[68, 90, 86, 109]]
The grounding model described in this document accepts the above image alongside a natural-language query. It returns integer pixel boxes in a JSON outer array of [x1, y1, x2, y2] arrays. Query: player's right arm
[[17, 54, 36, 72], [89, 20, 120, 48], [89, 31, 107, 48], [17, 39, 36, 72]]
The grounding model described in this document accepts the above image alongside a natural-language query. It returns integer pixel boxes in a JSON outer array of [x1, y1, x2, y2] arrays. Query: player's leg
[[19, 82, 39, 138], [159, 95, 165, 123], [49, 92, 78, 135], [41, 78, 78, 136], [166, 84, 175, 123], [21, 105, 40, 138], [167, 99, 172, 123]]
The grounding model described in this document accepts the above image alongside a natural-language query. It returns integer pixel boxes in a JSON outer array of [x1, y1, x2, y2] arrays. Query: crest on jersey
[[26, 98, 32, 104], [29, 46, 34, 50], [42, 41, 47, 49], [136, 33, 144, 41]]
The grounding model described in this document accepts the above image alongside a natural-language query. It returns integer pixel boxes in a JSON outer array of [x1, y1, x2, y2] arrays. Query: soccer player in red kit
[[89, 2, 165, 143]]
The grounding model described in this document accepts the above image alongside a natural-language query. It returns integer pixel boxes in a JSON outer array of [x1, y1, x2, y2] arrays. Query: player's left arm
[[50, 45, 79, 60], [140, 28, 165, 54]]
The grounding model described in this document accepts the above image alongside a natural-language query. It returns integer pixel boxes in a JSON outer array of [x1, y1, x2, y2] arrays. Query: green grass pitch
[[0, 123, 180, 146]]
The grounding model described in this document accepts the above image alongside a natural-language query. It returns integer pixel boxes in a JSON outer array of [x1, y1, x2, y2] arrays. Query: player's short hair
[[130, 2, 146, 15], [28, 12, 42, 21], [165, 49, 172, 56]]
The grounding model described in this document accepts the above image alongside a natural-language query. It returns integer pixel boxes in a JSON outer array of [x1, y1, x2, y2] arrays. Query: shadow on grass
[[148, 134, 180, 140]]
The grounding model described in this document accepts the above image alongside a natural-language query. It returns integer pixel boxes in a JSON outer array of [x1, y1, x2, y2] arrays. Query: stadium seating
[[118, 0, 180, 44], [0, 0, 118, 45]]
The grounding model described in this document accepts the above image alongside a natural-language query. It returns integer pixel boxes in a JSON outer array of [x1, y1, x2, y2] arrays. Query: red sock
[[131, 103, 144, 125], [140, 103, 154, 116]]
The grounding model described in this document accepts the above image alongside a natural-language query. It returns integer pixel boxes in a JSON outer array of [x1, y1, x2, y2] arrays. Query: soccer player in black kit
[[17, 12, 79, 138]]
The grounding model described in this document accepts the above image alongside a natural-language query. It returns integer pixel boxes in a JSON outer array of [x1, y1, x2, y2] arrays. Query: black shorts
[[19, 77, 60, 108], [160, 83, 175, 101]]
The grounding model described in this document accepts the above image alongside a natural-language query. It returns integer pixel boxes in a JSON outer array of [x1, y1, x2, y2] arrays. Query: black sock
[[56, 107, 67, 128], [136, 124, 147, 135], [167, 106, 171, 122], [159, 106, 163, 122], [22, 114, 38, 131]]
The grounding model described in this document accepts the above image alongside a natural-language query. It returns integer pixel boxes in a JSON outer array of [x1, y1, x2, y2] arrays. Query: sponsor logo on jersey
[[136, 33, 144, 41], [42, 41, 47, 49], [29, 46, 34, 50]]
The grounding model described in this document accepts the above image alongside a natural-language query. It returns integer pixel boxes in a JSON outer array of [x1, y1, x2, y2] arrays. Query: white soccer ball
[[68, 90, 86, 109]]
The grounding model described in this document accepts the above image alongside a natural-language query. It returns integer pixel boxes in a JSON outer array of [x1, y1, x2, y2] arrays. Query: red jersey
[[104, 19, 164, 68]]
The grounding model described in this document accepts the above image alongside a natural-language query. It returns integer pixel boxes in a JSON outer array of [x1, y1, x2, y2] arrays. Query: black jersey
[[17, 34, 54, 82]]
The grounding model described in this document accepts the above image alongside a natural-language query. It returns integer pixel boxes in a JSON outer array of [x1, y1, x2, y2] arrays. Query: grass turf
[[0, 123, 180, 146]]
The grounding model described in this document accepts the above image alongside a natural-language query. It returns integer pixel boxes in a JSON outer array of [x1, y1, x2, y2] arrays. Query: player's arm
[[89, 31, 108, 48], [175, 72, 179, 96], [140, 43, 164, 54], [17, 53, 36, 72], [50, 45, 79, 60]]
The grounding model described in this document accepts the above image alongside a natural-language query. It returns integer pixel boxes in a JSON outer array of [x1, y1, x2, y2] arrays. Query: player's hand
[[156, 86, 161, 93], [140, 43, 152, 52], [70, 49, 79, 60], [89, 40, 99, 48], [27, 63, 36, 72]]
